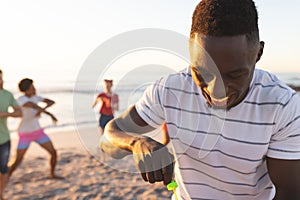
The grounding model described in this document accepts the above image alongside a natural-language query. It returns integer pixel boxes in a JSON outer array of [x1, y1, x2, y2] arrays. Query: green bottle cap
[[167, 181, 178, 191]]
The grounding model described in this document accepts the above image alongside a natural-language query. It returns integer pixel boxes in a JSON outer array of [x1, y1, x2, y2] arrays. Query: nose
[[207, 76, 227, 99]]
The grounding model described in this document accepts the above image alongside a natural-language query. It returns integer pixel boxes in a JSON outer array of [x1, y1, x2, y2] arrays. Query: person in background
[[92, 79, 119, 135], [9, 78, 61, 179], [100, 0, 300, 199], [0, 69, 22, 200]]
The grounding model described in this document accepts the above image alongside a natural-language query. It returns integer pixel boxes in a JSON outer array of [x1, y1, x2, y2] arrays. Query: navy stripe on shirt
[[180, 167, 268, 187], [167, 122, 269, 145], [164, 106, 275, 126], [173, 138, 263, 162]]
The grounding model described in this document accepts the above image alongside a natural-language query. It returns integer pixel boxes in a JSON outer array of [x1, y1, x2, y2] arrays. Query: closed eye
[[192, 66, 215, 83], [228, 70, 249, 79]]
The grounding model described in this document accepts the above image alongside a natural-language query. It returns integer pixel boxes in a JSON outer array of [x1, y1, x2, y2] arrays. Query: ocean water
[[5, 70, 300, 134]]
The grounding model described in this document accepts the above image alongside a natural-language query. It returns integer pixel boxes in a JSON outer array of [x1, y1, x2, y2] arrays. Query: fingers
[[162, 162, 174, 185], [154, 169, 163, 182], [134, 150, 174, 185], [152, 154, 163, 182], [137, 160, 147, 182], [161, 151, 174, 185], [145, 155, 156, 183], [132, 138, 174, 185]]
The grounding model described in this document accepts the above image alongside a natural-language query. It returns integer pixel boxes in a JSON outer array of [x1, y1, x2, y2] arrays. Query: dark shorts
[[0, 141, 10, 174], [99, 114, 114, 129]]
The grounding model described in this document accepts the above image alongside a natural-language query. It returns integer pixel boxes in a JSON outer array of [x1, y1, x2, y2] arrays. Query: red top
[[98, 93, 119, 115]]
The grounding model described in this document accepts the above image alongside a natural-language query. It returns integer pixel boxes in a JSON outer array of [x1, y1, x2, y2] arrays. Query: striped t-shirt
[[135, 67, 300, 200]]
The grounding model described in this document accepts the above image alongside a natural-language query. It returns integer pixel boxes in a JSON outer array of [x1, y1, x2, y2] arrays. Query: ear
[[256, 41, 264, 62]]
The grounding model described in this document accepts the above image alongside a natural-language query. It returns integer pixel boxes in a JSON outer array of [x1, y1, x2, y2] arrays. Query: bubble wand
[[167, 180, 178, 200]]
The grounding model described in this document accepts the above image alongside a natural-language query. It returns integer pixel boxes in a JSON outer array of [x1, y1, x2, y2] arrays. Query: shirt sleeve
[[135, 79, 165, 128], [267, 93, 300, 159], [9, 92, 18, 107], [97, 93, 103, 98], [17, 96, 28, 106], [35, 95, 44, 102]]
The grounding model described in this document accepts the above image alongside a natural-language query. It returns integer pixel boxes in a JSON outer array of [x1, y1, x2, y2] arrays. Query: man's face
[[190, 34, 262, 110]]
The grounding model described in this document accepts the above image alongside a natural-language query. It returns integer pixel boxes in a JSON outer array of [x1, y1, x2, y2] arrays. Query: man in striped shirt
[[100, 0, 300, 199]]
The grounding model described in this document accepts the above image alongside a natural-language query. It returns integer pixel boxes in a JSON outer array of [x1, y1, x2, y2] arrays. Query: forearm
[[92, 100, 98, 108], [101, 105, 159, 158], [0, 110, 22, 118], [101, 119, 141, 158], [101, 116, 159, 159], [0, 112, 10, 117], [92, 98, 101, 108], [42, 99, 55, 110], [32, 104, 51, 116], [10, 109, 22, 117], [41, 109, 52, 116]]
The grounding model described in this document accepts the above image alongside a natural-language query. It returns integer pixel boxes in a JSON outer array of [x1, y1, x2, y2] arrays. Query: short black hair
[[19, 78, 33, 92], [191, 0, 259, 42]]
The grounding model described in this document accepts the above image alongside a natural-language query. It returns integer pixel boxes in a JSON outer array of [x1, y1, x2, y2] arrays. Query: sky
[[0, 0, 300, 86]]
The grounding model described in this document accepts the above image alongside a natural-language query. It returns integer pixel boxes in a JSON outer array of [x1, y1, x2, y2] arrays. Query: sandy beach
[[6, 127, 172, 200]]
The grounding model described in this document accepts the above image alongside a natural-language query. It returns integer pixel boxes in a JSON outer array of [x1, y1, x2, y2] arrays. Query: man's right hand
[[131, 136, 174, 185]]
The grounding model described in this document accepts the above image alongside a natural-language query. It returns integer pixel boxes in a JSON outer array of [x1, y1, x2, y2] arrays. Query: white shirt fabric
[[135, 67, 300, 200], [17, 95, 44, 133]]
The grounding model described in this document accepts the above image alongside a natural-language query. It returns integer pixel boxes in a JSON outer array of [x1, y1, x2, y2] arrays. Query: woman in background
[[9, 78, 61, 179], [92, 79, 119, 135]]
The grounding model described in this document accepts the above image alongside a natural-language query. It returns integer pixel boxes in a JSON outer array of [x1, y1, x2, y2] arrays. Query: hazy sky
[[0, 0, 299, 84]]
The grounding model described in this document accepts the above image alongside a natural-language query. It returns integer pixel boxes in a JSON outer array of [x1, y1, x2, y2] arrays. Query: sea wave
[[8, 82, 300, 95], [9, 120, 97, 134]]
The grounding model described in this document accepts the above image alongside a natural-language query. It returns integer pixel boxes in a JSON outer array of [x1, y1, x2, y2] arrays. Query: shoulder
[[166, 67, 192, 83], [156, 66, 197, 95], [98, 93, 105, 97], [157, 67, 192, 87], [17, 95, 28, 105], [2, 89, 13, 96], [249, 69, 296, 103], [1, 90, 16, 102], [33, 95, 44, 101], [17, 95, 27, 101]]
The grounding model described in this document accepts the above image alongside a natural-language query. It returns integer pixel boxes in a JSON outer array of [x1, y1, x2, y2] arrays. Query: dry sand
[[5, 127, 172, 200]]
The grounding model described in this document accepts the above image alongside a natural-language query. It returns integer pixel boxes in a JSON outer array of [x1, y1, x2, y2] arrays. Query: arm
[[41, 98, 55, 110], [100, 105, 174, 185], [92, 97, 102, 108], [112, 102, 119, 111], [267, 157, 300, 199], [112, 94, 119, 111], [23, 102, 57, 122], [0, 105, 22, 118], [38, 98, 57, 122]]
